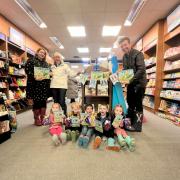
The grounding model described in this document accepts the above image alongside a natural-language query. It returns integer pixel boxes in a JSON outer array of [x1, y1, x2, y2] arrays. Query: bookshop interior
[[0, 0, 180, 180]]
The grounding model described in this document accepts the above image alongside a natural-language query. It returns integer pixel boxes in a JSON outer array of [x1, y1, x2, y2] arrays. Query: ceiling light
[[102, 26, 121, 36], [99, 48, 111, 53], [71, 65, 79, 69], [83, 64, 90, 67], [15, 0, 47, 29], [77, 48, 89, 53], [98, 57, 108, 61], [124, 0, 147, 26], [82, 57, 90, 61], [67, 26, 86, 37], [49, 37, 64, 49]]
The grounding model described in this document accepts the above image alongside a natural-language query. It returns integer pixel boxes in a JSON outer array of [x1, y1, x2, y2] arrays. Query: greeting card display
[[95, 120, 103, 133], [34, 67, 50, 79], [118, 69, 134, 84]]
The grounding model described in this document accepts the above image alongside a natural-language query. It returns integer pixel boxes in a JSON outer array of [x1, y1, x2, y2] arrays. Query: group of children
[[45, 102, 135, 152]]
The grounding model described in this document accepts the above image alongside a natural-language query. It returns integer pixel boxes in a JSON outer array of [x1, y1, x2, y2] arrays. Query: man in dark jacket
[[119, 37, 147, 132]]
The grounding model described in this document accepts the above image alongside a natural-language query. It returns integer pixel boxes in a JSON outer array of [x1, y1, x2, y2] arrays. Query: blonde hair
[[50, 103, 62, 114], [71, 102, 81, 110], [53, 52, 64, 63]]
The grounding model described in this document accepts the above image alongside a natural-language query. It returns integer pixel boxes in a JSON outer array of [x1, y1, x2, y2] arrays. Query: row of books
[[158, 112, 180, 127], [159, 99, 179, 117], [10, 77, 27, 87], [160, 90, 180, 101], [164, 72, 180, 79], [85, 84, 108, 96], [163, 80, 180, 89], [146, 79, 156, 87], [143, 96, 154, 109], [147, 73, 156, 79], [9, 89, 26, 100], [164, 60, 180, 71], [9, 66, 26, 76], [145, 57, 156, 67], [145, 88, 155, 96], [164, 46, 180, 59], [146, 66, 156, 74]]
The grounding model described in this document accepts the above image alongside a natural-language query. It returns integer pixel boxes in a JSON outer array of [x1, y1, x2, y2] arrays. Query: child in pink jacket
[[49, 103, 67, 146]]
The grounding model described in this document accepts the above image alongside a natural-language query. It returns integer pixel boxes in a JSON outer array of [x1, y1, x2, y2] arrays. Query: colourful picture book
[[70, 116, 80, 127], [118, 69, 134, 83], [34, 67, 50, 79], [97, 84, 108, 96], [85, 85, 96, 96], [95, 120, 103, 133]]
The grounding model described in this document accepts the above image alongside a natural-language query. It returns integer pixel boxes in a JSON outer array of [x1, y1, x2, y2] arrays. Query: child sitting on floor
[[78, 104, 95, 148], [93, 104, 120, 152], [112, 104, 135, 151], [49, 103, 67, 146], [65, 102, 81, 142]]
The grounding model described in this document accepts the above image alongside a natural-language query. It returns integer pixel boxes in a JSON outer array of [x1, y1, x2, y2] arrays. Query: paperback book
[[34, 67, 50, 79], [118, 69, 134, 84]]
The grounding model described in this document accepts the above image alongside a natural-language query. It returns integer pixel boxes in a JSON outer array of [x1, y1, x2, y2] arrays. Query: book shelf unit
[[0, 32, 36, 114], [82, 79, 112, 112], [158, 24, 180, 122]]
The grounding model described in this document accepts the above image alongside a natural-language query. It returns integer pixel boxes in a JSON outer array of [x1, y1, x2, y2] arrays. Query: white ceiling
[[0, 0, 179, 60]]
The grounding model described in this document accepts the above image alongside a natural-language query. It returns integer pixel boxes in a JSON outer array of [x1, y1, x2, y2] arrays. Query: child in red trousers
[[49, 103, 67, 146], [112, 105, 135, 151]]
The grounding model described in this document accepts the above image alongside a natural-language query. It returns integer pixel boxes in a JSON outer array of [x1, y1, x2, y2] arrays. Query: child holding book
[[49, 103, 67, 146], [112, 104, 135, 151], [93, 104, 120, 152], [78, 104, 95, 148], [65, 102, 81, 142]]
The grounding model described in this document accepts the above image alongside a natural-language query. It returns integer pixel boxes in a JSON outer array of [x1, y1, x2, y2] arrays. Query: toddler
[[65, 102, 81, 142], [49, 103, 67, 146], [112, 105, 135, 151], [93, 104, 120, 151], [78, 104, 95, 148]]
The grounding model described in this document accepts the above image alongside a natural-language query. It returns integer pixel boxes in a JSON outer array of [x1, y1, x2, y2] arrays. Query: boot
[[71, 131, 77, 142], [52, 135, 60, 146], [106, 138, 120, 152], [133, 112, 143, 132], [117, 134, 127, 150], [65, 130, 72, 141], [33, 109, 41, 126], [60, 132, 67, 144], [125, 136, 135, 152], [40, 108, 46, 125]]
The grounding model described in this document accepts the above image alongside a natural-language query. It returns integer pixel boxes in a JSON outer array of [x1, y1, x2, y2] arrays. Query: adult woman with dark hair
[[25, 48, 50, 126]]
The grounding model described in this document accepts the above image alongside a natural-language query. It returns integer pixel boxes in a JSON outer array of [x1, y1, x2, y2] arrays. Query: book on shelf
[[85, 85, 96, 96], [164, 46, 180, 59], [97, 84, 108, 96]]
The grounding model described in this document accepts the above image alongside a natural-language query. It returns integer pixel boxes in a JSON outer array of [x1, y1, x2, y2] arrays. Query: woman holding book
[[25, 48, 50, 126], [50, 52, 80, 115]]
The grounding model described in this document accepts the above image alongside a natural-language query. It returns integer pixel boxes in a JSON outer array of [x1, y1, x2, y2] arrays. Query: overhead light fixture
[[15, 0, 47, 29], [102, 26, 121, 36], [83, 64, 90, 67], [82, 57, 90, 61], [99, 48, 111, 53], [77, 47, 89, 53], [124, 0, 147, 26], [71, 65, 79, 69], [67, 26, 86, 37], [49, 37, 64, 49], [98, 57, 108, 61]]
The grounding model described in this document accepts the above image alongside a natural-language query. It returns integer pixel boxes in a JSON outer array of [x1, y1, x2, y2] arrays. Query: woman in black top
[[25, 48, 50, 126]]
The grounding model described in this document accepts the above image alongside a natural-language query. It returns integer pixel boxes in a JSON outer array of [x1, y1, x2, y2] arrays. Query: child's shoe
[[117, 134, 127, 150], [75, 130, 80, 139], [65, 130, 72, 141], [106, 138, 120, 152], [82, 136, 89, 148], [71, 130, 78, 142], [52, 135, 60, 146], [60, 132, 67, 144], [78, 135, 84, 147], [125, 136, 135, 152], [93, 136, 102, 149]]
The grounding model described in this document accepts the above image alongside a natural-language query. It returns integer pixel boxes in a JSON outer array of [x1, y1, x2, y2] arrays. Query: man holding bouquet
[[118, 37, 147, 132]]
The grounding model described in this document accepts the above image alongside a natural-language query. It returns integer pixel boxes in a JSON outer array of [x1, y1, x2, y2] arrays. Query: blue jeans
[[81, 126, 94, 138]]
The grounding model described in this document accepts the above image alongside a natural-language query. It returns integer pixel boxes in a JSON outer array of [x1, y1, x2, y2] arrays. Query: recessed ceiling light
[[82, 57, 90, 61], [67, 26, 86, 37], [77, 48, 89, 53], [15, 0, 47, 29], [71, 65, 79, 68], [102, 26, 121, 36], [49, 37, 64, 49], [99, 48, 111, 53]]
